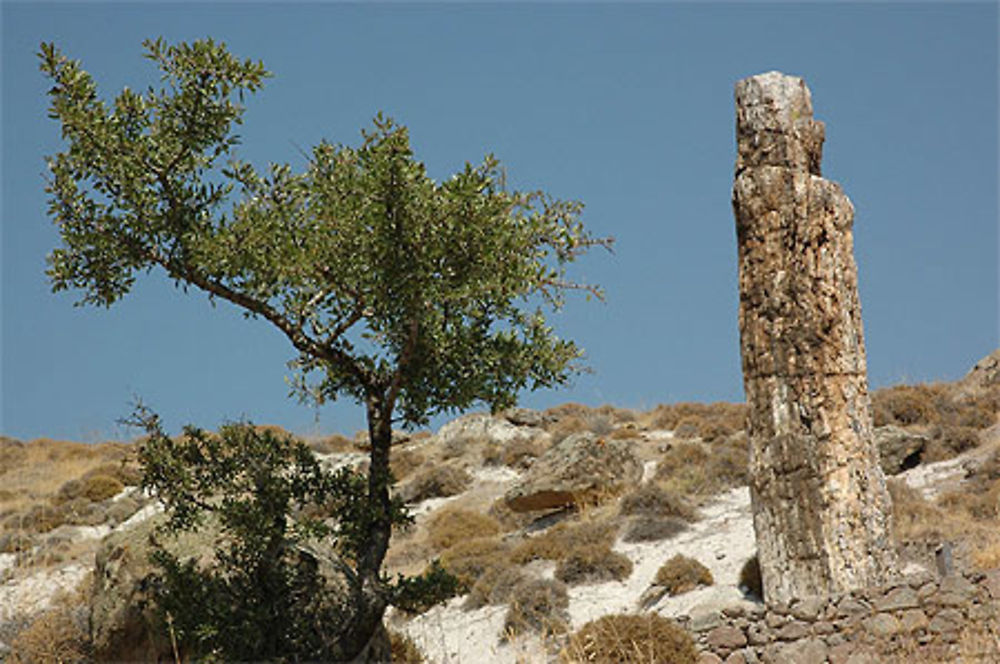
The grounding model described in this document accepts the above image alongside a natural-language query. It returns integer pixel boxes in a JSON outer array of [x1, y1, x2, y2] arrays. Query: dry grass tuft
[[621, 516, 688, 544], [654, 439, 747, 500], [464, 566, 528, 610], [739, 554, 763, 600], [426, 508, 502, 552], [387, 629, 425, 663], [643, 402, 746, 440], [618, 483, 697, 522], [653, 554, 713, 596], [306, 433, 354, 454], [438, 536, 511, 588], [561, 613, 697, 664], [554, 544, 633, 586], [498, 436, 548, 469], [7, 579, 92, 664], [510, 517, 618, 565], [399, 465, 472, 503], [502, 578, 570, 639], [389, 448, 426, 482]]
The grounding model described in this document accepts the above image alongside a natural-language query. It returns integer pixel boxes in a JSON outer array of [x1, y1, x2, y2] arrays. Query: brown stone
[[707, 626, 748, 650], [790, 595, 826, 621], [733, 71, 897, 606], [724, 652, 748, 664], [899, 608, 929, 632], [874, 586, 919, 612], [813, 620, 835, 635], [827, 641, 855, 664], [836, 597, 871, 618], [864, 612, 900, 638], [775, 620, 810, 641], [697, 653, 725, 664], [747, 623, 771, 646], [928, 608, 964, 633], [983, 569, 1000, 599], [761, 638, 827, 664]]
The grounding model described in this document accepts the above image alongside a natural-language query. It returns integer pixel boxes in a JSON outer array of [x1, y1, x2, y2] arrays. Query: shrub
[[655, 440, 747, 498], [388, 630, 425, 663], [554, 544, 633, 585], [739, 555, 763, 600], [81, 474, 125, 502], [400, 465, 471, 503], [502, 578, 570, 638], [872, 385, 941, 427], [464, 566, 528, 610], [562, 613, 697, 664], [8, 585, 91, 664], [426, 508, 502, 551], [389, 448, 427, 482], [622, 516, 688, 543], [510, 518, 618, 564], [619, 484, 696, 522], [501, 437, 547, 469], [654, 554, 713, 595], [925, 425, 980, 461], [438, 536, 511, 588], [307, 433, 354, 454]]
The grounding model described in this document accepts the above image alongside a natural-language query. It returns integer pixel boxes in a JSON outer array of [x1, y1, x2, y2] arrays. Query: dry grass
[[618, 483, 697, 522], [502, 578, 570, 639], [389, 448, 426, 481], [426, 508, 502, 552], [621, 516, 688, 543], [739, 554, 763, 600], [305, 433, 354, 454], [641, 402, 746, 440], [464, 566, 529, 610], [654, 438, 748, 500], [554, 544, 633, 586], [7, 577, 92, 664], [653, 554, 714, 596], [438, 536, 511, 588], [387, 629, 425, 663], [510, 517, 618, 565], [399, 465, 472, 503], [561, 613, 697, 664]]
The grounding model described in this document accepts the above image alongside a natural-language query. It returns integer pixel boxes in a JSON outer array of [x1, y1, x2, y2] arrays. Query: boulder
[[504, 432, 642, 512], [438, 412, 546, 446], [960, 348, 1000, 393], [90, 515, 358, 662], [875, 426, 928, 474], [90, 514, 215, 662]]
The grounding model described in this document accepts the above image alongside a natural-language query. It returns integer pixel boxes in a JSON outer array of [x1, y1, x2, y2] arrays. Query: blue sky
[[2, 3, 997, 442]]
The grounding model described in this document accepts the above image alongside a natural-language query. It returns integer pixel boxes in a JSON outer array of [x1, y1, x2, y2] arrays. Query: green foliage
[[129, 407, 446, 661], [389, 559, 462, 615], [41, 37, 606, 660]]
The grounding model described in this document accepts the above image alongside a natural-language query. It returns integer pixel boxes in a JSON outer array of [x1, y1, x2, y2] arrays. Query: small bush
[[739, 555, 763, 600], [501, 437, 546, 469], [389, 448, 426, 482], [426, 508, 502, 551], [464, 566, 528, 610], [388, 630, 425, 663], [307, 433, 354, 454], [562, 613, 697, 664], [400, 465, 471, 503], [925, 425, 980, 461], [81, 474, 125, 502], [872, 385, 940, 427], [503, 578, 569, 639], [438, 536, 511, 588], [655, 440, 747, 498], [7, 588, 91, 664], [622, 516, 688, 543], [619, 484, 696, 522], [510, 518, 618, 564], [654, 554, 713, 595], [554, 544, 633, 585]]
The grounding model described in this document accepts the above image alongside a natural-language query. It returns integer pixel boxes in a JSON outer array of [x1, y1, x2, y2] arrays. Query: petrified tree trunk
[[732, 72, 897, 604]]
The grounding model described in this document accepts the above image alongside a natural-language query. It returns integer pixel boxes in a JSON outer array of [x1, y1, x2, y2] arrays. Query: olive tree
[[40, 38, 609, 659]]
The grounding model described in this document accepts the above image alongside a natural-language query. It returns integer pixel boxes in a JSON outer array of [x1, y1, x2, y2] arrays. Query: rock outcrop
[[504, 432, 642, 512], [875, 425, 928, 475], [732, 71, 897, 604]]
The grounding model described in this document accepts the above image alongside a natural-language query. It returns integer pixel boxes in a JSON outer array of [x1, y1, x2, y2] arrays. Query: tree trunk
[[332, 394, 394, 662], [732, 71, 897, 604]]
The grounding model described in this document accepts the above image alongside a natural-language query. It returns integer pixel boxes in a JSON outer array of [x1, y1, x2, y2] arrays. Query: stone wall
[[679, 569, 1000, 663]]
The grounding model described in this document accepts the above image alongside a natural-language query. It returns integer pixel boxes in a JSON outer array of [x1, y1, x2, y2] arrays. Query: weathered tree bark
[[732, 72, 897, 604]]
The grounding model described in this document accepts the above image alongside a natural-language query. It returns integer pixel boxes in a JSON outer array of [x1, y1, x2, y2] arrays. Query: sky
[[2, 2, 997, 443]]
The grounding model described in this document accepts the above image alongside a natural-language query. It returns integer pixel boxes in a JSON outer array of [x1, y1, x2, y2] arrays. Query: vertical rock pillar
[[732, 72, 897, 604]]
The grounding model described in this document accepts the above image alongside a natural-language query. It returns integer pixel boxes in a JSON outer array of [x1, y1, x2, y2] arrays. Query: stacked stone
[[679, 570, 1000, 663]]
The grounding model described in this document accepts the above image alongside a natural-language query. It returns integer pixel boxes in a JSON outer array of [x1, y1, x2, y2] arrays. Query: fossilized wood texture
[[732, 72, 897, 605]]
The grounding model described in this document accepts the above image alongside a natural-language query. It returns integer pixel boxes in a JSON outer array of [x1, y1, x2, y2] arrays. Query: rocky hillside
[[1, 351, 999, 662]]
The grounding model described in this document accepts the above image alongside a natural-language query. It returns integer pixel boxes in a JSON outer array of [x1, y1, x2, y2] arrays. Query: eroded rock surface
[[732, 71, 897, 604], [504, 432, 642, 512]]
